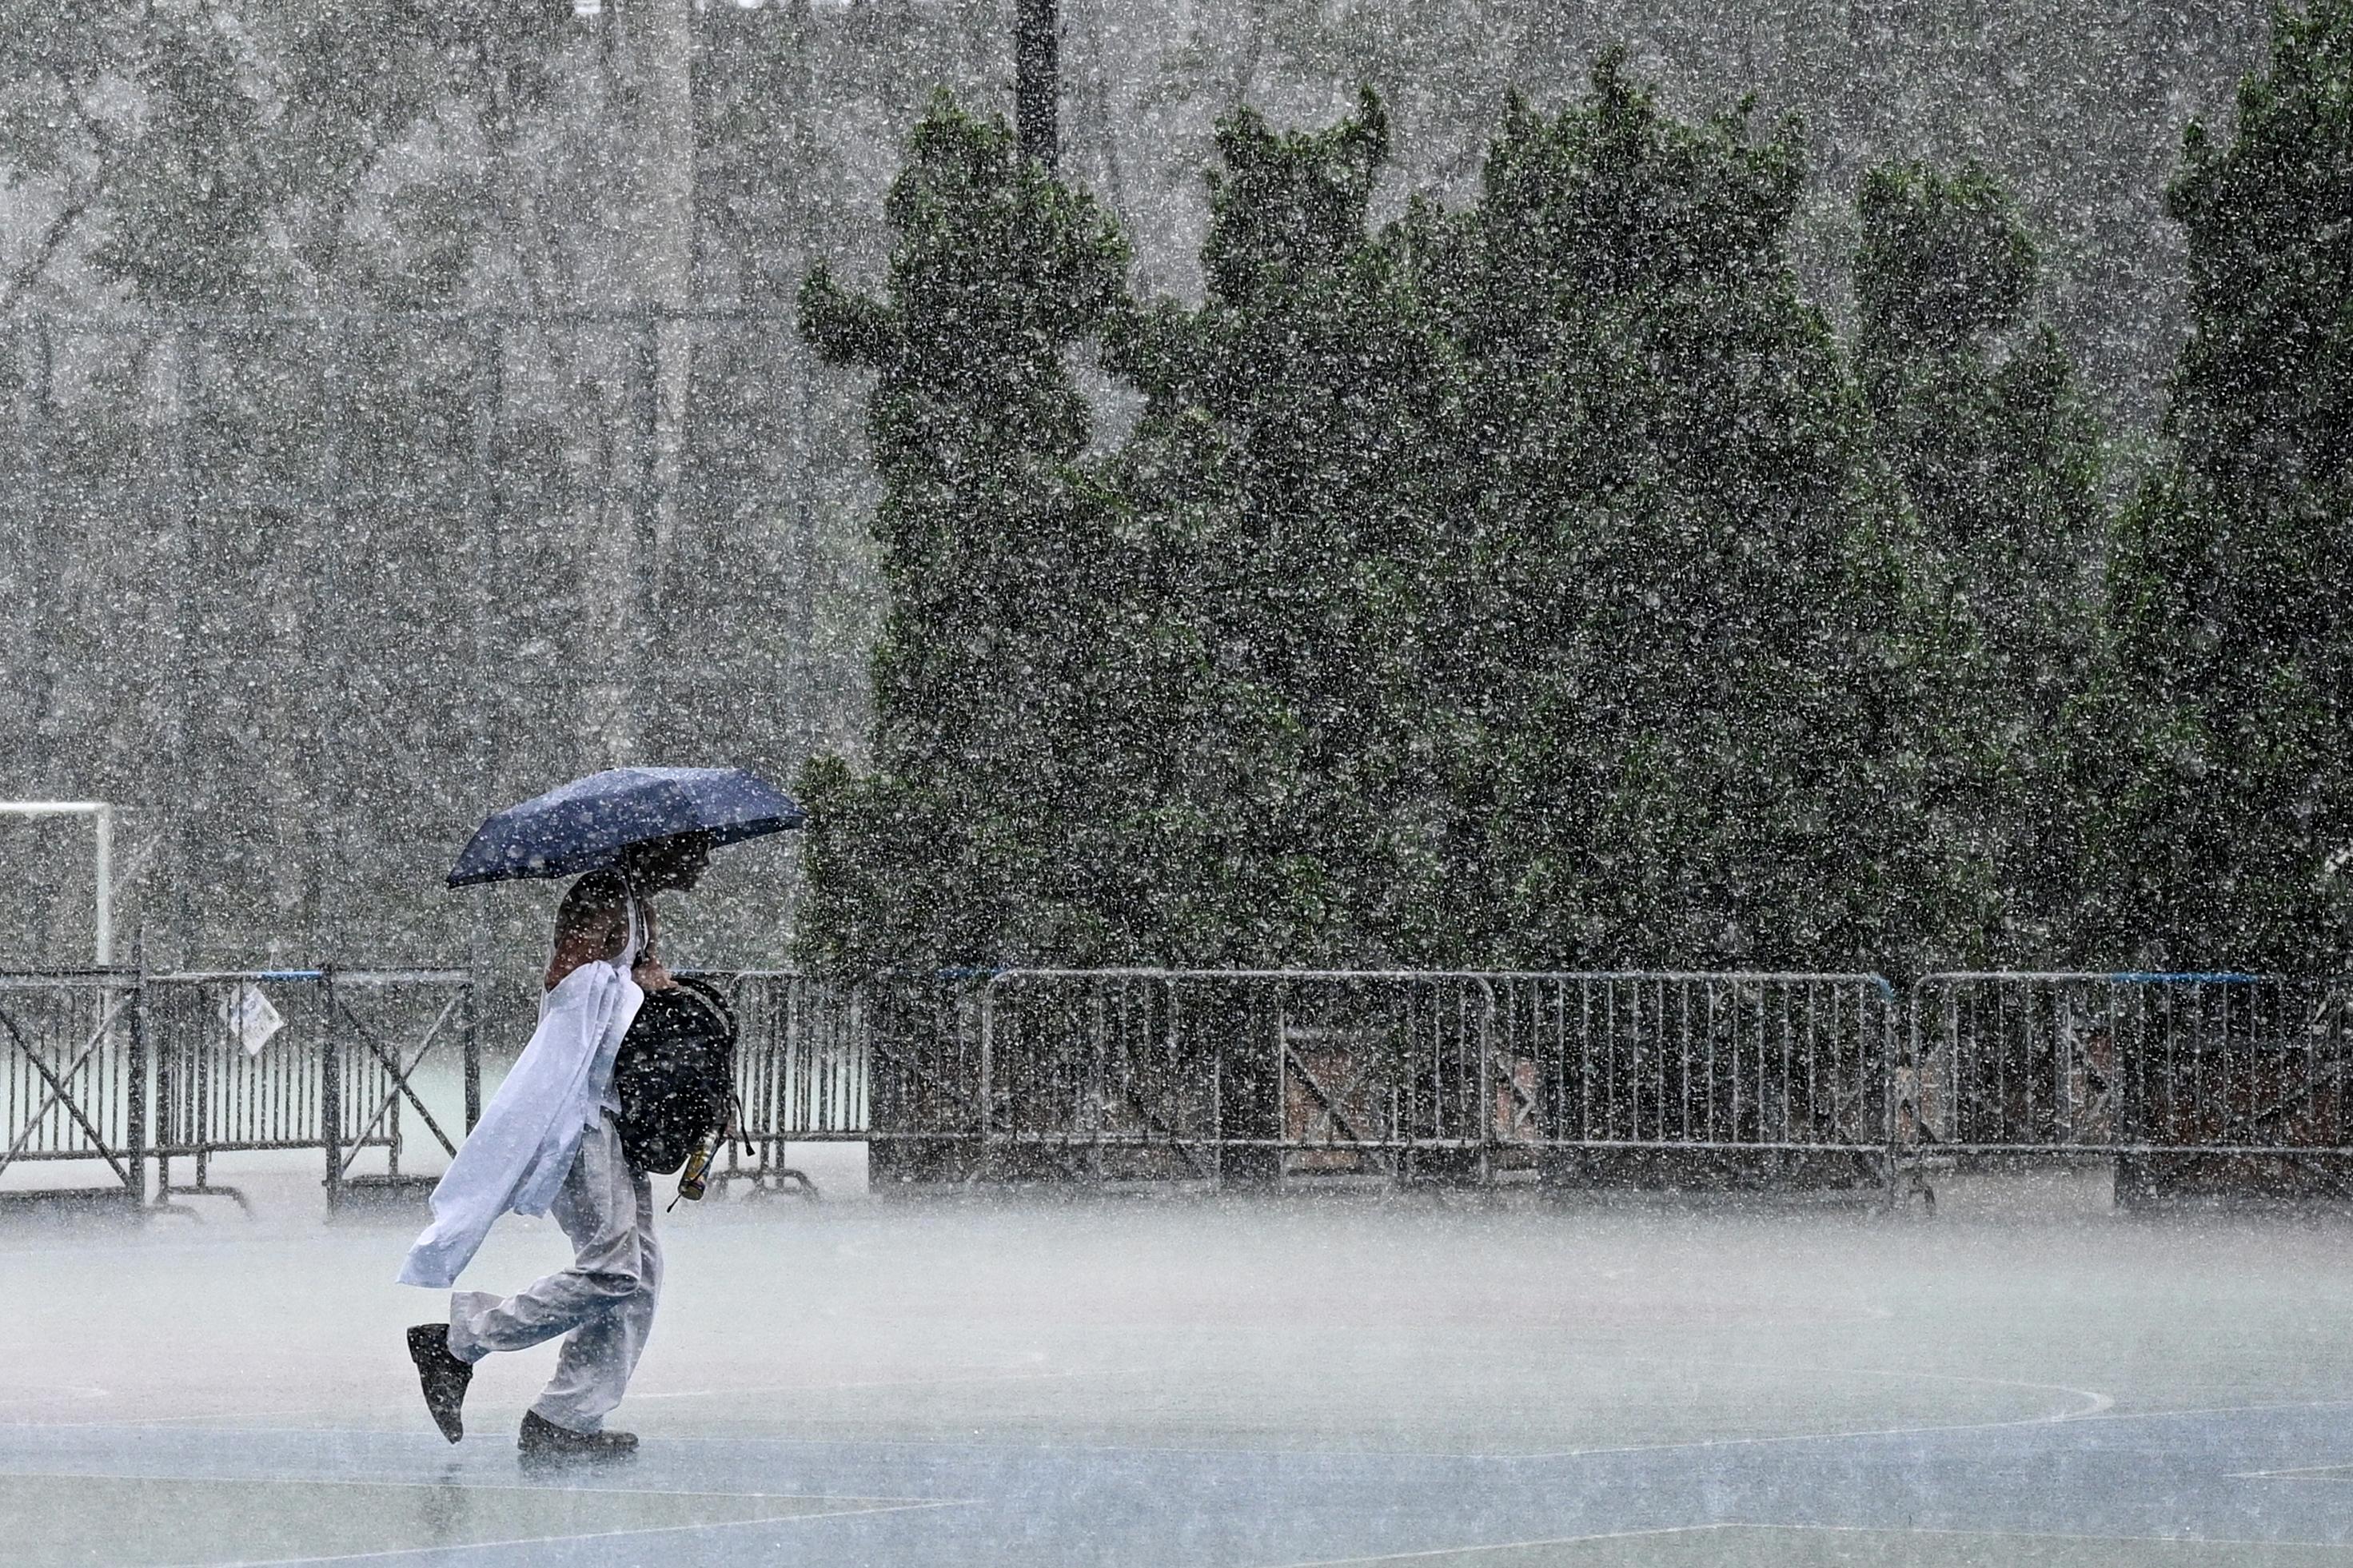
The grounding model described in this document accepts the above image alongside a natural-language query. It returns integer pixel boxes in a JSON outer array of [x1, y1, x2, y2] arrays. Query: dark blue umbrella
[[447, 766, 804, 888]]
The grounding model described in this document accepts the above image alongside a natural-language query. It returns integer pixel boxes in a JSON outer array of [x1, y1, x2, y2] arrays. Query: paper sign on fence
[[218, 982, 285, 1055]]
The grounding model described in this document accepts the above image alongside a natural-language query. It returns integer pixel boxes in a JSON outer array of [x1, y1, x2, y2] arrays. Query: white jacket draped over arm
[[397, 904, 644, 1289]]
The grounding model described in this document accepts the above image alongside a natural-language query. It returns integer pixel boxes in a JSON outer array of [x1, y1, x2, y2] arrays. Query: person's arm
[[544, 906, 626, 992], [632, 901, 678, 992]]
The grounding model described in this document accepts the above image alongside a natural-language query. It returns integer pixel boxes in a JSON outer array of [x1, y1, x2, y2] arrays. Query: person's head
[[619, 832, 713, 895], [552, 868, 632, 963]]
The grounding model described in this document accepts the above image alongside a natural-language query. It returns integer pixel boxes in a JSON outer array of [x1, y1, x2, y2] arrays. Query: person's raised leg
[[445, 1121, 643, 1365], [409, 1119, 642, 1445]]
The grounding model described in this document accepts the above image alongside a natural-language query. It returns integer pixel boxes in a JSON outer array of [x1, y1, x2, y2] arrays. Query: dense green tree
[[802, 60, 2024, 980], [797, 98, 1139, 972], [0, 0, 2293, 972], [2092, 0, 2353, 971], [1107, 90, 1462, 965], [1429, 54, 1930, 971], [1853, 160, 2105, 965]]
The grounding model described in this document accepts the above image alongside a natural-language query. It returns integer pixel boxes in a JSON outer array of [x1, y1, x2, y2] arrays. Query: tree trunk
[[1016, 0, 1059, 169]]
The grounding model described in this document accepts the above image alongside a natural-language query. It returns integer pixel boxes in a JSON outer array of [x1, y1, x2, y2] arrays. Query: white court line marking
[[2, 1407, 357, 1430], [632, 1367, 1099, 1398], [1262, 1523, 1736, 1566], [0, 1368, 1099, 1431], [154, 1498, 969, 1568], [0, 1466, 936, 1505], [13, 1394, 2351, 1470], [1733, 1524, 2353, 1550], [621, 1394, 2353, 1466], [1740, 1361, 2116, 1420], [1501, 1379, 2182, 1465], [1266, 1522, 2353, 1566], [0, 1383, 112, 1406], [2229, 1462, 2353, 1482], [1585, 1347, 2116, 1422]]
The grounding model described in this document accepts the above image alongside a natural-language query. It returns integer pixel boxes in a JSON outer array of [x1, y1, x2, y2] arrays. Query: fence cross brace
[[333, 993, 465, 1177], [0, 994, 134, 1187]]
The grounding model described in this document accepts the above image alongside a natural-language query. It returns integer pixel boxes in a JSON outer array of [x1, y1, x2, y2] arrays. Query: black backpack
[[612, 974, 740, 1176]]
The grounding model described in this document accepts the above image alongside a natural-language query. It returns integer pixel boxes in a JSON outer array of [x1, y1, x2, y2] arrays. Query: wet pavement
[[6, 1163, 2353, 1565]]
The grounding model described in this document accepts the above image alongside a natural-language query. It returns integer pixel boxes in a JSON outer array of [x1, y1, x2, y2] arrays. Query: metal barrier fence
[[0, 972, 143, 1207], [717, 971, 868, 1196], [978, 970, 1479, 1185], [146, 969, 477, 1211], [975, 971, 1900, 1191], [0, 967, 474, 1211], [713, 969, 1019, 1195], [1487, 974, 1899, 1187], [10, 966, 2353, 1210], [862, 971, 990, 1187], [1910, 972, 2353, 1195]]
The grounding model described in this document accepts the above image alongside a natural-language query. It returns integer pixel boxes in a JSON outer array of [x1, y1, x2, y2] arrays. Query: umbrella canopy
[[447, 766, 804, 888]]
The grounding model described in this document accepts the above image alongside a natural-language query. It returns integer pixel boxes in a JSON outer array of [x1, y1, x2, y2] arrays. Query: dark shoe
[[518, 1409, 639, 1462], [406, 1323, 473, 1444]]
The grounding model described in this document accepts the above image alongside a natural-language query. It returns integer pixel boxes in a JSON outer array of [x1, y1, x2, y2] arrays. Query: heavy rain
[[1, 1, 2349, 1563]]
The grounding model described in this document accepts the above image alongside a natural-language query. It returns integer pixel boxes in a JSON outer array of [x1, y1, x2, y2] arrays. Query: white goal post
[[0, 800, 114, 966]]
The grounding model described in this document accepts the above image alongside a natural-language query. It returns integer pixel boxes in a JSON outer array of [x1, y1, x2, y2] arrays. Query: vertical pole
[[1071, 0, 1128, 221], [1272, 988, 1286, 1192], [321, 968, 343, 1213], [977, 979, 995, 1183], [1477, 979, 1494, 1190], [385, 991, 402, 1182], [93, 804, 112, 968], [313, 319, 343, 972], [1878, 980, 1896, 1206], [1089, 985, 1105, 1187], [12, 321, 48, 879], [633, 317, 664, 737], [605, 0, 696, 760], [193, 980, 211, 1195], [166, 326, 195, 971], [126, 932, 146, 1207], [463, 976, 483, 1134], [780, 0, 823, 772], [1201, 987, 1222, 1191], [467, 321, 502, 1089], [1015, 0, 1059, 170], [154, 965, 173, 1207]]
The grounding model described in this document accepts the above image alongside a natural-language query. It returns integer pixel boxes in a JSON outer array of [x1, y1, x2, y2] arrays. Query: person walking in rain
[[400, 833, 710, 1461]]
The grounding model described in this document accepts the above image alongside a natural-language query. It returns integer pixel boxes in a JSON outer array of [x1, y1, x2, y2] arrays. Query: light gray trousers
[[446, 1112, 660, 1433]]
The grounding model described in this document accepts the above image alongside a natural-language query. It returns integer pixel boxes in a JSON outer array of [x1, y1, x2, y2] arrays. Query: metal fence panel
[[147, 968, 475, 1209], [980, 972, 1224, 1183], [716, 971, 869, 1195], [728, 972, 869, 1139], [981, 971, 1502, 1185], [1490, 974, 1899, 1159], [863, 972, 988, 1186], [1911, 973, 2353, 1165], [976, 971, 1892, 1189], [1251, 972, 1493, 1186], [0, 972, 142, 1205], [24, 965, 2353, 1210]]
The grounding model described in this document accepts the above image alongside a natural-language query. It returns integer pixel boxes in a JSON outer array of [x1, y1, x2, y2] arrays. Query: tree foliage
[[803, 62, 1959, 975], [798, 99, 1136, 971], [1106, 89, 1462, 965], [2091, 0, 2353, 969], [1855, 160, 2106, 965], [1430, 56, 1924, 972]]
